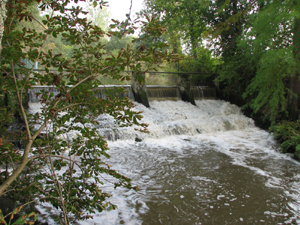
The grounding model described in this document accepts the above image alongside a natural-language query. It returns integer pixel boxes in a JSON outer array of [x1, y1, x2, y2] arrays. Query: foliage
[[0, 207, 37, 225], [144, 0, 209, 58], [270, 120, 300, 159], [177, 47, 218, 86], [142, 0, 300, 122], [243, 48, 293, 121], [0, 0, 177, 223], [217, 55, 255, 106], [202, 0, 258, 108], [202, 0, 300, 122], [240, 0, 300, 121], [143, 0, 225, 87], [204, 0, 256, 58], [105, 36, 132, 54], [84, 1, 111, 30], [178, 47, 215, 73]]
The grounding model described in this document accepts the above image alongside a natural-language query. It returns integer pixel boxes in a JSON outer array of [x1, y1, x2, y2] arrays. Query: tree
[[202, 0, 258, 106], [0, 0, 7, 54], [144, 0, 208, 59], [205, 0, 256, 58], [241, 0, 300, 121], [203, 0, 300, 122], [143, 0, 219, 87], [0, 0, 177, 223], [288, 15, 300, 121], [105, 35, 132, 53], [84, 1, 111, 30]]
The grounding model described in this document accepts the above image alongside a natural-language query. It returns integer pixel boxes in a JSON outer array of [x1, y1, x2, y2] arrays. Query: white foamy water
[[30, 100, 300, 224]]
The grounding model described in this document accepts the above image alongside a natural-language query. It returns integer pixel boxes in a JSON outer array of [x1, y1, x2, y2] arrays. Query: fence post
[[177, 73, 196, 105], [131, 72, 150, 107]]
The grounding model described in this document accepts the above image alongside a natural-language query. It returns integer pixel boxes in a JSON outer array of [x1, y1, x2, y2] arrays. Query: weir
[[93, 85, 134, 101], [192, 86, 217, 100], [28, 85, 216, 104], [146, 86, 180, 101]]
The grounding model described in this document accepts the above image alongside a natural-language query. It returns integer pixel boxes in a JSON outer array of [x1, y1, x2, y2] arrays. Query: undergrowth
[[270, 120, 300, 159]]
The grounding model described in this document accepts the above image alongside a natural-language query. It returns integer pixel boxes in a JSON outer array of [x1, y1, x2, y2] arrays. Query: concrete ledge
[[28, 85, 218, 107]]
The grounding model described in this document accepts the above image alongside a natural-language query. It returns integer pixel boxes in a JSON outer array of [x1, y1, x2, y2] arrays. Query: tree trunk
[[168, 30, 181, 54], [189, 16, 198, 60], [287, 16, 300, 121], [0, 0, 7, 54]]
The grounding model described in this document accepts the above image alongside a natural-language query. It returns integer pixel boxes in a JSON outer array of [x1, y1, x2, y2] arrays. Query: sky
[[106, 0, 144, 21]]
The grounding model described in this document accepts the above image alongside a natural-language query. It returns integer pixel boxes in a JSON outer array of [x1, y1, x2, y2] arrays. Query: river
[[32, 100, 300, 224]]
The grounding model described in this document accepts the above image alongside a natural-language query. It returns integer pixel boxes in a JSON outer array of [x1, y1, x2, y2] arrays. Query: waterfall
[[191, 86, 203, 99], [146, 86, 180, 101], [30, 99, 253, 142], [91, 100, 255, 141], [28, 85, 216, 104], [192, 86, 217, 100], [93, 85, 135, 100]]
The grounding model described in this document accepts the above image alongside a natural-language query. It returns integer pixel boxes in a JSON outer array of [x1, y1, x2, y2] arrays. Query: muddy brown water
[[30, 100, 300, 224]]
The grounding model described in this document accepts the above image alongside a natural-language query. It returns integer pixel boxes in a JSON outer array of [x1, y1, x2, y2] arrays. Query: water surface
[[32, 100, 300, 224]]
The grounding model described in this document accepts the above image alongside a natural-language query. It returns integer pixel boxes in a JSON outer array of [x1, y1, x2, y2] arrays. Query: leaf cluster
[[270, 120, 300, 158], [0, 207, 37, 225], [143, 0, 209, 58]]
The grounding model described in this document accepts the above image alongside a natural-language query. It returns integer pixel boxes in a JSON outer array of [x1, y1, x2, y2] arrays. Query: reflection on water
[[32, 100, 300, 225]]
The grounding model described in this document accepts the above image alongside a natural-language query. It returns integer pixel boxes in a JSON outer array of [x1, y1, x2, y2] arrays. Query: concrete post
[[131, 72, 150, 107], [177, 73, 196, 105]]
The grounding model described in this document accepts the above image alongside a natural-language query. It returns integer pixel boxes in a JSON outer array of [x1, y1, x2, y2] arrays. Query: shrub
[[270, 120, 300, 159]]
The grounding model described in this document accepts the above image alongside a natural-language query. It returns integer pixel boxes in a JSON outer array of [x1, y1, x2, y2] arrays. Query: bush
[[270, 120, 300, 159]]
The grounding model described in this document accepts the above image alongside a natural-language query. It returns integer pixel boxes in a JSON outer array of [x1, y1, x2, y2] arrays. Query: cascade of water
[[83, 100, 254, 141], [146, 86, 180, 101], [191, 86, 217, 100], [191, 86, 203, 99], [28, 100, 300, 225], [28, 100, 255, 141], [93, 85, 134, 100], [202, 86, 217, 99], [28, 86, 217, 105]]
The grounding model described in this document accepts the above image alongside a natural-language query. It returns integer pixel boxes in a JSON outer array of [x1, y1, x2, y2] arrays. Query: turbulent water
[[29, 100, 300, 225]]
